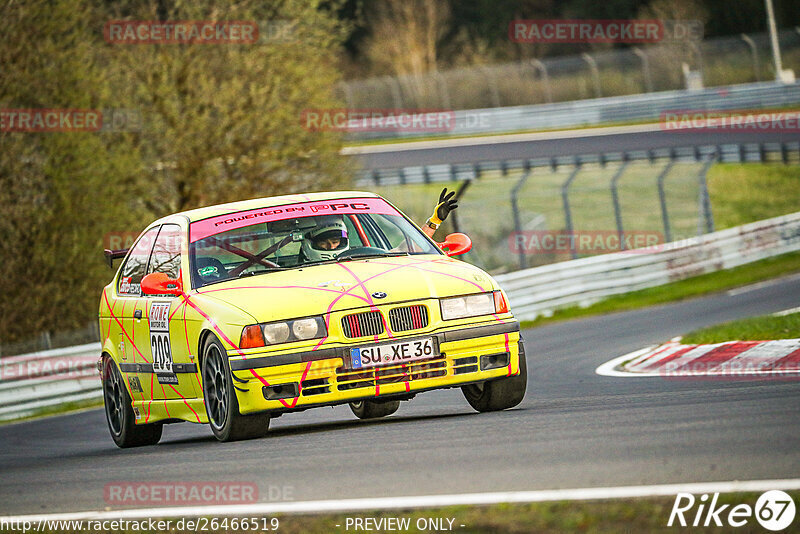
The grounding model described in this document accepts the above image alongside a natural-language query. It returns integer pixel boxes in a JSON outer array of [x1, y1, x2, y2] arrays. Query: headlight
[[263, 322, 290, 344], [240, 316, 327, 348], [440, 292, 503, 320], [292, 318, 319, 340]]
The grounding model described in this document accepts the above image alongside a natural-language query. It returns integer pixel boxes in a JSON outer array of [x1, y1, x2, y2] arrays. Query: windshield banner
[[189, 197, 399, 243]]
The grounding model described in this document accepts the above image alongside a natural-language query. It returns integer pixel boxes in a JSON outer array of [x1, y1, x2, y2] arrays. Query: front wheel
[[103, 356, 162, 448], [203, 336, 269, 442], [349, 399, 400, 419], [462, 348, 527, 412]]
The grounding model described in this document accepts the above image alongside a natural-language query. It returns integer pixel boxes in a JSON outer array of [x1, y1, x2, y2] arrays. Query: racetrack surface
[[1, 276, 799, 516], [357, 129, 798, 169]]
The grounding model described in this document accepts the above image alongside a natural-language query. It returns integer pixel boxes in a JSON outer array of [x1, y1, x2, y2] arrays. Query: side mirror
[[141, 272, 183, 296], [438, 233, 472, 257]]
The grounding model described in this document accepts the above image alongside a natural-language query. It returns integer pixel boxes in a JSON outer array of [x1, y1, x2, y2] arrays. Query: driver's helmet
[[301, 215, 349, 261]]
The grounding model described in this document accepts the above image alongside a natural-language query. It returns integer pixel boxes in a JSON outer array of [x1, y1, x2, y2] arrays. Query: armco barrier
[[352, 81, 800, 140], [2, 211, 799, 420], [495, 211, 800, 321], [0, 343, 102, 421]]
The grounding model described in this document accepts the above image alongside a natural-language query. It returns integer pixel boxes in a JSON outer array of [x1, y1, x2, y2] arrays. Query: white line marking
[[727, 273, 800, 297], [341, 123, 663, 155], [773, 306, 800, 317], [595, 347, 659, 377], [3, 479, 800, 522]]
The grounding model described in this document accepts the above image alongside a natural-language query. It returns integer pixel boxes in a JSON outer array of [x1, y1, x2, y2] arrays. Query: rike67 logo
[[669, 490, 796, 531]]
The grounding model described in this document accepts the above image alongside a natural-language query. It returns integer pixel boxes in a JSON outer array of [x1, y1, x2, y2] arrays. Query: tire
[[202, 336, 269, 442], [103, 356, 162, 448], [349, 399, 400, 419], [462, 347, 527, 412]]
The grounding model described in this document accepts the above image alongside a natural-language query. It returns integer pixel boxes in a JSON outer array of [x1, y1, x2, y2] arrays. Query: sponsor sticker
[[149, 302, 177, 384]]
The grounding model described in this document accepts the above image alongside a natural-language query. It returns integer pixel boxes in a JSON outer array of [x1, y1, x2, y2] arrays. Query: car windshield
[[188, 197, 441, 288]]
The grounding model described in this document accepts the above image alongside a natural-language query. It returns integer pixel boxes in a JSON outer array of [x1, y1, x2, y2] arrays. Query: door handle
[[134, 310, 142, 320]]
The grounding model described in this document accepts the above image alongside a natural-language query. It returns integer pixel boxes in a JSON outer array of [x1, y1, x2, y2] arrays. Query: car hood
[[193, 254, 498, 323]]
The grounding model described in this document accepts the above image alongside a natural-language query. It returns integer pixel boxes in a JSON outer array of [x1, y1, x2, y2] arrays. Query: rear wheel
[[349, 399, 400, 419], [103, 356, 162, 448], [202, 336, 269, 442], [462, 348, 527, 412]]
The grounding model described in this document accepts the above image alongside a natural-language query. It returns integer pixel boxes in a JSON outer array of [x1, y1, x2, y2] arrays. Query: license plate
[[350, 337, 436, 369]]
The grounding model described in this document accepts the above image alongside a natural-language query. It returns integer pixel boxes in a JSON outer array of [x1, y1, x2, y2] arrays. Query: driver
[[300, 188, 458, 261], [300, 215, 350, 261]]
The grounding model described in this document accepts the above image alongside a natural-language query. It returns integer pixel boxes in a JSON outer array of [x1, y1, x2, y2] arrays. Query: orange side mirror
[[141, 272, 183, 296], [438, 233, 472, 257]]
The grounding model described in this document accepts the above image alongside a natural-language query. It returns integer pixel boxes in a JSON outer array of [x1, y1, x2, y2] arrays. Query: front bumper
[[229, 321, 522, 415]]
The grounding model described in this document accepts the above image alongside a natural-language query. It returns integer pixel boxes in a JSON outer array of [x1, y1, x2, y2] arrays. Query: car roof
[[154, 191, 383, 225]]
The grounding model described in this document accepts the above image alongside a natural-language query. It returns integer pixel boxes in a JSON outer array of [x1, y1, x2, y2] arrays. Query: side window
[[147, 224, 182, 279], [118, 227, 160, 296]]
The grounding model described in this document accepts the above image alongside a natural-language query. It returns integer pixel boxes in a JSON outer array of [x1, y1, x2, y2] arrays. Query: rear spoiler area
[[103, 248, 128, 268]]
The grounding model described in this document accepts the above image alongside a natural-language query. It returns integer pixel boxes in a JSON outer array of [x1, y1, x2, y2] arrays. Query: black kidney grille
[[342, 310, 384, 338], [389, 305, 429, 332]]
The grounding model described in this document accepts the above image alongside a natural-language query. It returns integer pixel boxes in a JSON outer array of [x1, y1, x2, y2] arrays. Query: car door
[[142, 223, 201, 400], [115, 226, 160, 405]]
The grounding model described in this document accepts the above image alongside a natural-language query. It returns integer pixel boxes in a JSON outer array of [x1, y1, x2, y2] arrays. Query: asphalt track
[[1, 275, 799, 516], [356, 129, 799, 169]]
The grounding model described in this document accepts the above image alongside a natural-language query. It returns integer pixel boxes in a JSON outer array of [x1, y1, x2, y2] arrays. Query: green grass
[[8, 492, 797, 533], [521, 251, 800, 329], [375, 163, 800, 274], [708, 163, 800, 229], [682, 311, 800, 344]]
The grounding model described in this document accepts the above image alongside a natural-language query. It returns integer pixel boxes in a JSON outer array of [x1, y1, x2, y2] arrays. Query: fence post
[[690, 42, 705, 84], [531, 59, 553, 103], [632, 48, 653, 93], [479, 66, 501, 108], [561, 164, 583, 259], [435, 71, 451, 109], [656, 160, 675, 243], [581, 53, 602, 98], [450, 179, 472, 237], [42, 331, 52, 351], [384, 76, 404, 109], [338, 82, 354, 108], [697, 155, 716, 235], [511, 168, 534, 269], [740, 34, 760, 82], [610, 159, 630, 250]]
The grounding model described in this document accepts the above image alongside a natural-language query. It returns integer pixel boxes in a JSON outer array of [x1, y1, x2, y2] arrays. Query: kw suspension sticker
[[150, 302, 178, 385], [128, 376, 144, 393]]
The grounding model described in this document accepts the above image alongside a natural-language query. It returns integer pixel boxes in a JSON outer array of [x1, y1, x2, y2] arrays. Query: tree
[[0, 0, 352, 345], [106, 0, 353, 213]]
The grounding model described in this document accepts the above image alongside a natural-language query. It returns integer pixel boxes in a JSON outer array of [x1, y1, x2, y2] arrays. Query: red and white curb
[[597, 338, 800, 379]]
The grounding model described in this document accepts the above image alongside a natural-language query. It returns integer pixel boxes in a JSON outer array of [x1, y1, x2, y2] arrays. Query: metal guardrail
[[351, 81, 800, 140], [356, 142, 800, 185], [0, 343, 101, 421], [3, 211, 800, 420], [496, 211, 800, 321]]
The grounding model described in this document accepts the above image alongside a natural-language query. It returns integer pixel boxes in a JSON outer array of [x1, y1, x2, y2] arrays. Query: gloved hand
[[429, 188, 458, 226]]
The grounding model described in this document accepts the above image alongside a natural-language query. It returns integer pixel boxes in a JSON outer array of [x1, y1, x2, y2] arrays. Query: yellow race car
[[99, 192, 526, 447]]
